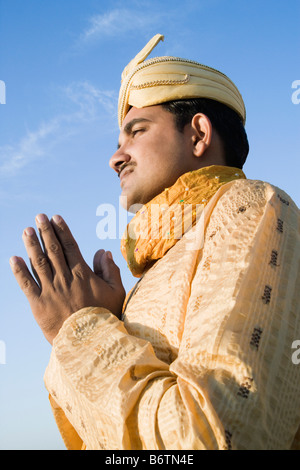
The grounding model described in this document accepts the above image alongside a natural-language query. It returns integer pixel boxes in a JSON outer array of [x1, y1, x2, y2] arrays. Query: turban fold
[[118, 34, 246, 128]]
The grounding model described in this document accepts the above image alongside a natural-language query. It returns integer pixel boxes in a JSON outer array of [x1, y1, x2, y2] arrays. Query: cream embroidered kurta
[[44, 166, 300, 450]]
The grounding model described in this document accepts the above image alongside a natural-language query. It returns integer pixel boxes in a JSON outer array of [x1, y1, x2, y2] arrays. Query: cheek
[[135, 132, 185, 181], [142, 135, 174, 164]]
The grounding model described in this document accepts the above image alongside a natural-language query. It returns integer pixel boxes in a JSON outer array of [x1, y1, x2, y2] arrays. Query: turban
[[118, 34, 246, 128]]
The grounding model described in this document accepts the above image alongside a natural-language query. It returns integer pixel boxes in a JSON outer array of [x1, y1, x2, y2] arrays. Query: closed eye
[[132, 128, 145, 137]]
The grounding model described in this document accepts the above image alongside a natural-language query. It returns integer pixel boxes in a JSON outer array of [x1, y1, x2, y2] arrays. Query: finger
[[50, 215, 85, 271], [93, 249, 105, 277], [9, 256, 41, 299], [22, 226, 53, 283], [35, 214, 69, 277], [96, 251, 124, 290]]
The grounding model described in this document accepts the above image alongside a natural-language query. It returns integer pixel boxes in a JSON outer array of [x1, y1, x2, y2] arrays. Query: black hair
[[161, 98, 249, 169]]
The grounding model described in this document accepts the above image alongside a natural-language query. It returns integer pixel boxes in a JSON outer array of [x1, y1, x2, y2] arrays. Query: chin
[[120, 194, 145, 214]]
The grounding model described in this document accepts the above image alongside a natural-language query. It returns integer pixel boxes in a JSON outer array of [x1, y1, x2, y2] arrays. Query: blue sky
[[0, 0, 299, 450]]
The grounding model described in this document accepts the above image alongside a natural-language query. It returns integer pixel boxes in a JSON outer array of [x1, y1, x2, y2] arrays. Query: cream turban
[[118, 34, 246, 128]]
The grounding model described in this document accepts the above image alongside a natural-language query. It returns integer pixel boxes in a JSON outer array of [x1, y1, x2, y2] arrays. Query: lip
[[119, 167, 134, 184]]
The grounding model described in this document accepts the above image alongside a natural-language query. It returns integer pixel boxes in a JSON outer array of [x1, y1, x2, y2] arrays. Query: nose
[[109, 147, 131, 175]]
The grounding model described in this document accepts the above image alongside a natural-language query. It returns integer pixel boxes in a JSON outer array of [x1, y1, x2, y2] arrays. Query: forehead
[[121, 105, 170, 131], [117, 105, 176, 149]]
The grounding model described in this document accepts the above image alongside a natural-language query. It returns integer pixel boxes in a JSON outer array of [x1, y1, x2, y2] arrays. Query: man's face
[[109, 105, 194, 212]]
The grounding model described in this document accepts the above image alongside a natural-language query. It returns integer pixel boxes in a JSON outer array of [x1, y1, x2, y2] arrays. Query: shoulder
[[203, 178, 299, 242], [214, 178, 299, 216]]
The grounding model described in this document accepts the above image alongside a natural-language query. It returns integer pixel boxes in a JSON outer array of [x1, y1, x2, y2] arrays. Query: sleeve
[[44, 181, 300, 450]]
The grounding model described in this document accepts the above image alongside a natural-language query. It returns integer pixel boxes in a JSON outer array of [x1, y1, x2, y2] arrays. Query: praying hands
[[10, 214, 125, 344]]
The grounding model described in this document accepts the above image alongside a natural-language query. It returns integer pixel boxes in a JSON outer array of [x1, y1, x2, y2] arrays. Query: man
[[10, 34, 300, 450]]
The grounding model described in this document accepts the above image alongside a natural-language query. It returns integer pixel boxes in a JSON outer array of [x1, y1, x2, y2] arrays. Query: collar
[[121, 165, 246, 277]]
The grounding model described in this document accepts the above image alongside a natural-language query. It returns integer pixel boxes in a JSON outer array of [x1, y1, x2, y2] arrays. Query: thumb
[[93, 249, 105, 278], [93, 250, 123, 290]]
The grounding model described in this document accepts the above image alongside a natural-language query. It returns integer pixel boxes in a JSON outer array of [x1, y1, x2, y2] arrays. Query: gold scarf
[[121, 165, 246, 277]]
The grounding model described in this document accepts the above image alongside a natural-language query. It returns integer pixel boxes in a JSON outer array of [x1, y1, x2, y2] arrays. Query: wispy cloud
[[0, 82, 117, 177], [78, 8, 162, 45], [0, 120, 60, 176], [64, 81, 117, 118]]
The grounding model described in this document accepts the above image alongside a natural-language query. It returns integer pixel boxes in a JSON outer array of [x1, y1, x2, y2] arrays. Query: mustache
[[118, 162, 136, 178]]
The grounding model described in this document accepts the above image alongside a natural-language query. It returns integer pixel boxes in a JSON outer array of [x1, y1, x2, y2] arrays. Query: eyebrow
[[117, 118, 152, 149]]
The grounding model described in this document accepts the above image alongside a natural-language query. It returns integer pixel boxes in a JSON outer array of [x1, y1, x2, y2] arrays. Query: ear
[[190, 113, 212, 158]]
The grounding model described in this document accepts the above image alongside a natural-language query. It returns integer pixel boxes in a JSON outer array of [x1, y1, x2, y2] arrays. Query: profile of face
[[109, 105, 216, 212]]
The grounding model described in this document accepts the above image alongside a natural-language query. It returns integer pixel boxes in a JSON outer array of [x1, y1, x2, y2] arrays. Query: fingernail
[[106, 251, 113, 260], [9, 256, 19, 265], [36, 213, 48, 224], [24, 227, 35, 236], [52, 215, 62, 224]]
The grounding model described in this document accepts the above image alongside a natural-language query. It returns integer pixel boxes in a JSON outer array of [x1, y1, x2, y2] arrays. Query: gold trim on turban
[[118, 34, 246, 128]]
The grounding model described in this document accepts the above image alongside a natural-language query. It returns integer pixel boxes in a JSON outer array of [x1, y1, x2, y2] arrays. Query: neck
[[121, 165, 246, 277]]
